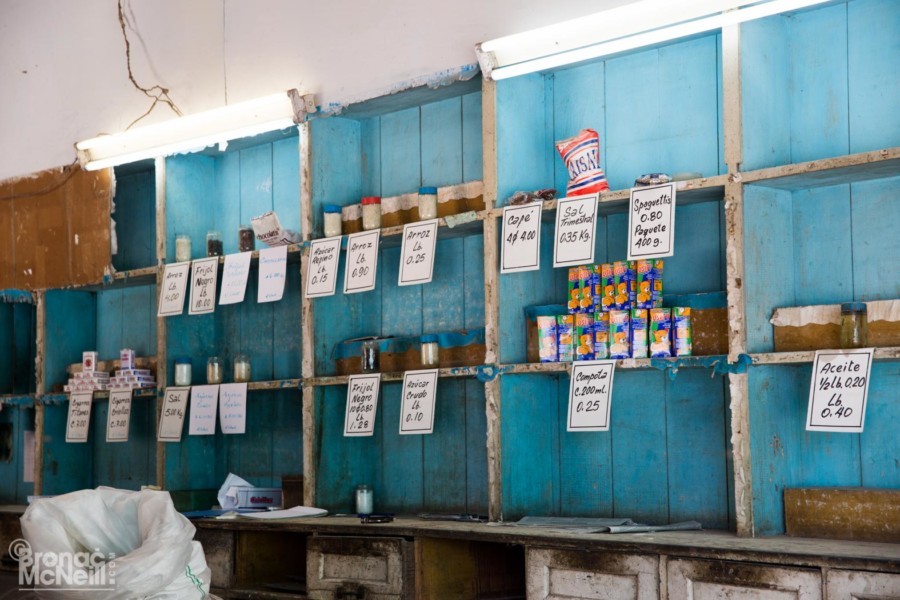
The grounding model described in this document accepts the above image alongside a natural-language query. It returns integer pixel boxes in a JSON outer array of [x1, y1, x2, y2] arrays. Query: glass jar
[[361, 196, 382, 230], [234, 354, 251, 383], [420, 335, 439, 367], [355, 484, 373, 515], [839, 302, 868, 349], [174, 357, 192, 386], [418, 187, 438, 221], [175, 234, 191, 263], [207, 356, 223, 384], [206, 231, 223, 257], [323, 204, 343, 238], [361, 340, 380, 373], [238, 224, 255, 252]]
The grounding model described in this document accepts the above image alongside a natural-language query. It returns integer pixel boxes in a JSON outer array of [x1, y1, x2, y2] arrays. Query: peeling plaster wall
[[0, 0, 631, 181]]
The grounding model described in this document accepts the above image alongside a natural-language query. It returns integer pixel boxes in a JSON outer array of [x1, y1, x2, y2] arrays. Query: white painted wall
[[0, 0, 631, 181]]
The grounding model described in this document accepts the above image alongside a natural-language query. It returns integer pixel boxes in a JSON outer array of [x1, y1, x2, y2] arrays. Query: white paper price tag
[[344, 374, 381, 436], [66, 391, 93, 443], [627, 183, 676, 260], [219, 383, 248, 434], [189, 257, 219, 315], [105, 389, 132, 443], [806, 348, 873, 433], [219, 252, 252, 305], [305, 236, 342, 298], [501, 203, 542, 274], [567, 361, 615, 432], [157, 262, 190, 317], [398, 220, 438, 286], [399, 369, 438, 435], [344, 231, 380, 294], [258, 246, 288, 303], [188, 384, 219, 435], [157, 387, 189, 442], [553, 194, 598, 268]]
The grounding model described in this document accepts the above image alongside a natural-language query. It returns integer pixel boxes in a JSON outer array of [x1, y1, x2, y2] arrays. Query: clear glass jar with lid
[[361, 196, 382, 230], [355, 484, 373, 515], [840, 302, 868, 348], [175, 234, 192, 262], [418, 187, 438, 220], [323, 204, 343, 237], [420, 334, 439, 367], [174, 357, 192, 386]]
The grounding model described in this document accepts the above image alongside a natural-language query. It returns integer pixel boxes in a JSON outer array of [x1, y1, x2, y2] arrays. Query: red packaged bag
[[555, 129, 610, 195]]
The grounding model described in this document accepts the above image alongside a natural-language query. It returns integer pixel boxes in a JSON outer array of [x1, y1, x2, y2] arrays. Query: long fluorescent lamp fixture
[[76, 90, 314, 171], [477, 0, 830, 80]]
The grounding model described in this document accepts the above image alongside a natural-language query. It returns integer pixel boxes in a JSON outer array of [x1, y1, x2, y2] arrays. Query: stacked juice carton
[[535, 259, 693, 362], [64, 351, 109, 392], [109, 348, 156, 390]]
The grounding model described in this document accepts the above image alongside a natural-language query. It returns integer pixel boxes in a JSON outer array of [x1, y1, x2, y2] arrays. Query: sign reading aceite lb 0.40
[[806, 348, 873, 433]]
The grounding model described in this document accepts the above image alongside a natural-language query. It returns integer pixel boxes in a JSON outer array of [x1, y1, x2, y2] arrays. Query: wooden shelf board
[[247, 379, 302, 391], [742, 147, 900, 191], [751, 347, 900, 365], [0, 394, 35, 407], [307, 366, 479, 387], [499, 355, 732, 375]]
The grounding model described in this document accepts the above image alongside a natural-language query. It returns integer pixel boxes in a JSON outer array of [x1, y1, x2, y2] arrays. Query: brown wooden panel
[[0, 198, 13, 285], [67, 167, 111, 285], [785, 488, 900, 543]]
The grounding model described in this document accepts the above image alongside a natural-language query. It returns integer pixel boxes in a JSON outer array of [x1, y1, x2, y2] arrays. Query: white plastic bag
[[19, 487, 211, 599]]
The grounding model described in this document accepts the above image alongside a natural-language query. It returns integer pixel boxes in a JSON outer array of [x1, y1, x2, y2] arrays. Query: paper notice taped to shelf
[[66, 391, 93, 443], [157, 262, 190, 317], [553, 194, 598, 268], [344, 374, 380, 436], [398, 220, 438, 286], [567, 360, 615, 432], [501, 203, 542, 274], [106, 389, 132, 443], [158, 387, 189, 442], [627, 183, 676, 260], [251, 211, 301, 247], [305, 237, 342, 298], [258, 246, 288, 303], [189, 385, 219, 435], [219, 383, 247, 434], [219, 252, 252, 305], [399, 369, 438, 435], [189, 257, 219, 315], [806, 348, 873, 433], [344, 230, 380, 294]]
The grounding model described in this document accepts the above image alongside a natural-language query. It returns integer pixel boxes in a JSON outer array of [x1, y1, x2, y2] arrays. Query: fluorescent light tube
[[76, 90, 311, 171], [478, 0, 830, 81]]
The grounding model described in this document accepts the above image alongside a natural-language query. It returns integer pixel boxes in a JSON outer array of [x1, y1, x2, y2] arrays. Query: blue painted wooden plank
[[421, 97, 463, 188], [789, 4, 850, 163], [112, 168, 156, 271], [557, 372, 612, 517], [743, 185, 795, 353], [123, 284, 156, 358], [240, 144, 275, 235], [792, 185, 853, 305], [860, 362, 900, 487], [269, 389, 304, 488], [241, 297, 275, 381], [380, 107, 422, 197], [422, 379, 467, 512], [605, 212, 627, 261], [229, 395, 276, 487], [96, 288, 124, 360], [740, 16, 791, 170], [422, 238, 465, 332], [664, 201, 724, 295], [724, 383, 736, 531], [500, 374, 558, 519], [496, 74, 552, 205], [44, 290, 96, 390], [611, 370, 668, 523], [0, 304, 12, 392], [463, 234, 485, 331], [165, 154, 216, 263], [360, 117, 382, 197], [848, 0, 900, 154], [310, 118, 363, 237], [41, 404, 93, 494], [850, 177, 900, 301], [273, 266, 302, 380], [165, 313, 216, 385], [379, 382, 424, 512], [9, 303, 35, 394], [716, 33, 726, 175], [465, 379, 488, 514], [216, 151, 242, 256], [666, 370, 729, 529], [380, 246, 422, 337], [272, 137, 301, 234], [461, 92, 483, 182], [552, 61, 606, 198]]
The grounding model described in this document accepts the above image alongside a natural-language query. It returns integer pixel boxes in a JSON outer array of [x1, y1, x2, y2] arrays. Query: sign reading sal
[[553, 194, 598, 268], [344, 374, 380, 436], [628, 183, 676, 260], [806, 348, 873, 433], [567, 361, 615, 432], [398, 220, 438, 286]]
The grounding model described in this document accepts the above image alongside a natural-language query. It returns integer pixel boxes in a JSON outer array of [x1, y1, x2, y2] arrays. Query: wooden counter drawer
[[525, 547, 659, 600], [307, 535, 414, 600], [826, 570, 900, 599], [667, 558, 821, 599]]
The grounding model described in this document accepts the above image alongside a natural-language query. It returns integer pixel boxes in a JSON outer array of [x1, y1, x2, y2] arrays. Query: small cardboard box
[[235, 487, 282, 509]]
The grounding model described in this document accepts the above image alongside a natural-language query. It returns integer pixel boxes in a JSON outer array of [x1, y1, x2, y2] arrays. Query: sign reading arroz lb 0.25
[[344, 374, 381, 436], [553, 193, 599, 268], [501, 203, 542, 274], [567, 360, 616, 432], [305, 236, 342, 298], [398, 220, 438, 286], [806, 348, 874, 433], [157, 387, 189, 442], [399, 369, 439, 435], [344, 230, 380, 294], [66, 391, 93, 443], [628, 183, 676, 261]]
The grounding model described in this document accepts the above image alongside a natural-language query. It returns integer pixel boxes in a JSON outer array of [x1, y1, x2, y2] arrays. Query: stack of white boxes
[[64, 351, 109, 392], [109, 348, 157, 390]]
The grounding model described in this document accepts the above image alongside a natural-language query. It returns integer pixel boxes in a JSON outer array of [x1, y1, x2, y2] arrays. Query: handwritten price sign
[[305, 236, 342, 298], [553, 194, 598, 268], [66, 391, 93, 443], [157, 262, 190, 317], [344, 231, 380, 294], [567, 361, 616, 432], [157, 387, 189, 442], [806, 349, 873, 433], [106, 389, 132, 443], [344, 374, 381, 436], [501, 203, 542, 274], [189, 257, 219, 315], [219, 383, 248, 434], [628, 183, 676, 260], [258, 246, 288, 303], [398, 220, 438, 286], [399, 369, 438, 435], [219, 252, 252, 305]]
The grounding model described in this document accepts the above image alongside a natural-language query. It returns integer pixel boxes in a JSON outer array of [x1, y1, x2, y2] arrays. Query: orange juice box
[[634, 260, 655, 310], [630, 309, 649, 358], [673, 307, 693, 357], [608, 310, 631, 359], [577, 265, 596, 313], [612, 260, 635, 311], [567, 268, 580, 314], [593, 311, 610, 359], [557, 314, 575, 361], [652, 259, 664, 308], [574, 313, 595, 361], [599, 263, 615, 312], [537, 316, 558, 363], [649, 308, 672, 358]]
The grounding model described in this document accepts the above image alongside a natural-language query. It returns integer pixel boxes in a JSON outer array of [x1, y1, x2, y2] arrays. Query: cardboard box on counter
[[234, 487, 283, 509]]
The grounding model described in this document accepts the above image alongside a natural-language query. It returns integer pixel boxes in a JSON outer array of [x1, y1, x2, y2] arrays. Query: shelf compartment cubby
[[111, 161, 157, 273]]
